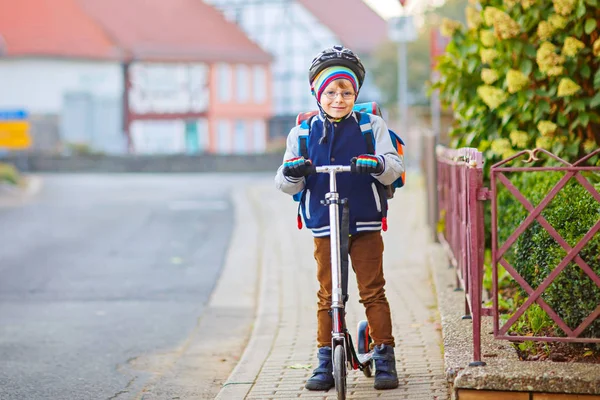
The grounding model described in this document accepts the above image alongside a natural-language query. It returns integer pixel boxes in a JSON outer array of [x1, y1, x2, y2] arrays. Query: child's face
[[319, 79, 356, 120]]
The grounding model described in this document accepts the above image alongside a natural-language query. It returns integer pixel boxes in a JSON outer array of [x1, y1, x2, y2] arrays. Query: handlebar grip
[[305, 164, 317, 175]]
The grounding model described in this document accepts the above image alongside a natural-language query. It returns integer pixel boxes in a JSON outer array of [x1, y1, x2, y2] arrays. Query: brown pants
[[314, 231, 395, 348]]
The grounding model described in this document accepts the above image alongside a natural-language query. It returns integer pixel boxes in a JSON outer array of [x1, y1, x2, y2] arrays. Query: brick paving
[[220, 177, 449, 400]]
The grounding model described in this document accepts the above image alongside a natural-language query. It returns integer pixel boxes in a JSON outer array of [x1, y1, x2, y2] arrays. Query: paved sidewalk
[[217, 175, 450, 400]]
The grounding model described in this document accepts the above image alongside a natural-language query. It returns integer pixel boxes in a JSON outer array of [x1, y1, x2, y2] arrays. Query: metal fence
[[436, 146, 487, 366], [435, 146, 600, 365], [490, 148, 600, 345]]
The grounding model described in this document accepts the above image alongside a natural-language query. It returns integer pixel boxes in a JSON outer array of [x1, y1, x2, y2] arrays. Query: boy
[[274, 45, 404, 391]]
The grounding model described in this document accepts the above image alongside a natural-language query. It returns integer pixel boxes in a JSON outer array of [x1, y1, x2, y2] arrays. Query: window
[[217, 63, 231, 102], [217, 120, 232, 154], [236, 65, 249, 103], [197, 118, 208, 153], [253, 120, 266, 153], [234, 120, 246, 154], [253, 65, 266, 103]]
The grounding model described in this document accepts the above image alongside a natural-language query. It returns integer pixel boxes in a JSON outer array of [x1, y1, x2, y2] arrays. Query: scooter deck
[[356, 350, 374, 365]]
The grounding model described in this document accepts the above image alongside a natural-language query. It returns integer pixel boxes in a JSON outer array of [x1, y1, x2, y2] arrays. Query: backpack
[[295, 101, 405, 199]]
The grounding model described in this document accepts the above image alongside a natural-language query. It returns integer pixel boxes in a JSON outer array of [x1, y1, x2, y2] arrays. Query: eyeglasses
[[323, 90, 356, 100]]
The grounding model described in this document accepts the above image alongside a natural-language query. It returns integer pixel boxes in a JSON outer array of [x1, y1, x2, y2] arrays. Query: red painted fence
[[436, 146, 487, 366], [436, 146, 600, 365]]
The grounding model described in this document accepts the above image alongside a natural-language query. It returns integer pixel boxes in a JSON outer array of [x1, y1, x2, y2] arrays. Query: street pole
[[398, 40, 408, 138], [431, 70, 440, 137]]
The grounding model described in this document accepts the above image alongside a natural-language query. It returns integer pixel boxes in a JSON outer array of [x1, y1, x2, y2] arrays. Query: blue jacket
[[275, 112, 404, 237]]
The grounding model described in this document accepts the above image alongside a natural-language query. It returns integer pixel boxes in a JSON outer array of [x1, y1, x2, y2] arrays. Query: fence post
[[467, 151, 486, 366]]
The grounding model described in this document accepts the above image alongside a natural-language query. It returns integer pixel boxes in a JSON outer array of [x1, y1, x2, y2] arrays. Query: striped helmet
[[308, 45, 366, 90]]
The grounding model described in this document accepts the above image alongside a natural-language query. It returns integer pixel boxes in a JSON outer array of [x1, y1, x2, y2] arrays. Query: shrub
[[0, 162, 21, 185], [434, 0, 600, 167], [497, 170, 600, 338]]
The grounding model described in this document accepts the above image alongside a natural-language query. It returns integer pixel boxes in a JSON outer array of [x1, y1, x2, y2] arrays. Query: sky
[[363, 0, 446, 19]]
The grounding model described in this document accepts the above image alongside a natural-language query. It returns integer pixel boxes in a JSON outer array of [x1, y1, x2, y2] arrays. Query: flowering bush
[[433, 0, 600, 164]]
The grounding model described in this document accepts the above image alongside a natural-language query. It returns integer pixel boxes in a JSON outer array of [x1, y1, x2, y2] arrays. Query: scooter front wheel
[[333, 344, 347, 400]]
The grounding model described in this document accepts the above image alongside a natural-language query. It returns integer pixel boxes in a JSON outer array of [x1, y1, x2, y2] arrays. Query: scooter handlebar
[[306, 164, 354, 175]]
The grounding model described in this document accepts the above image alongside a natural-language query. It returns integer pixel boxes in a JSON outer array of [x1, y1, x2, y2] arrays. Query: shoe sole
[[374, 379, 399, 390], [305, 382, 334, 391]]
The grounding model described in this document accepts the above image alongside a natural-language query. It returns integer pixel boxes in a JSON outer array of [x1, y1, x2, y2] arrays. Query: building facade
[[0, 0, 273, 155], [203, 0, 388, 119]]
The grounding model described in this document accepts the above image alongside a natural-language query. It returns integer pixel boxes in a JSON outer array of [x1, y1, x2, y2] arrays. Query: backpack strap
[[297, 116, 315, 159], [292, 116, 315, 207], [356, 111, 390, 231], [356, 111, 375, 155]]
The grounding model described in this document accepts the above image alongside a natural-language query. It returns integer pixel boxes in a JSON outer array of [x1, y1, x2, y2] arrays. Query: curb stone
[[428, 242, 600, 399]]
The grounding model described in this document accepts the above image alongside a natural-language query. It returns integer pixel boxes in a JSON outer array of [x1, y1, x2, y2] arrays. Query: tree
[[369, 0, 469, 110]]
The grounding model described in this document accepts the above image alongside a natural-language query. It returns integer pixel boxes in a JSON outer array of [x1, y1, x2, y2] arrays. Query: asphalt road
[[0, 174, 254, 400]]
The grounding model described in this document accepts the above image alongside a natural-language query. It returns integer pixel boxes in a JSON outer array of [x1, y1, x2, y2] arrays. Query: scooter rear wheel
[[357, 320, 373, 377], [333, 344, 347, 400]]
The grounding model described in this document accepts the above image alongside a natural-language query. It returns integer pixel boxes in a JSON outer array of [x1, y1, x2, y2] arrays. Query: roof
[[298, 0, 388, 53], [0, 0, 272, 63], [79, 0, 272, 63], [0, 0, 119, 59]]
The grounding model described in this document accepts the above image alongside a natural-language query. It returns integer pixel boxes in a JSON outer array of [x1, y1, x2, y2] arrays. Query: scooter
[[309, 164, 375, 400]]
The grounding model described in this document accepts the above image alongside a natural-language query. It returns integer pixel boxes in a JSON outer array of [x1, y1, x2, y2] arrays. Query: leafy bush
[[497, 170, 600, 338], [433, 0, 600, 166], [0, 162, 21, 185]]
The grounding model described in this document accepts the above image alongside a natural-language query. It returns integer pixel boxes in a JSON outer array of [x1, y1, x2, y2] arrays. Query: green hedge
[[497, 171, 600, 338]]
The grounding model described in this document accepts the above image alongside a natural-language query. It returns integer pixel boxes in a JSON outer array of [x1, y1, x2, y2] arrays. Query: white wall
[[204, 0, 340, 116], [0, 58, 123, 114], [128, 62, 209, 114]]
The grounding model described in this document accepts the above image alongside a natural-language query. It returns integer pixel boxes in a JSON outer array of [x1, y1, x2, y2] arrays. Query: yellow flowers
[[553, 0, 577, 16], [441, 18, 463, 37], [480, 48, 499, 64], [505, 0, 537, 8], [557, 78, 581, 97], [583, 140, 598, 153], [506, 69, 529, 93], [521, 0, 537, 9], [509, 130, 529, 148], [548, 14, 568, 29], [593, 38, 600, 57], [536, 42, 565, 76], [481, 68, 500, 84], [536, 136, 554, 150], [483, 6, 501, 25], [483, 7, 521, 39], [480, 30, 496, 47], [491, 138, 515, 159], [537, 21, 555, 41], [538, 120, 558, 136], [477, 85, 508, 109], [562, 37, 585, 57], [466, 7, 482, 30]]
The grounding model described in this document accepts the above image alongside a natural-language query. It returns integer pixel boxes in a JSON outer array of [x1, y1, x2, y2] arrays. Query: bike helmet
[[308, 45, 366, 90]]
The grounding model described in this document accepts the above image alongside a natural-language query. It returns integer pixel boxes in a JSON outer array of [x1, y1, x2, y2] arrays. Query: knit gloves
[[351, 155, 383, 174], [283, 155, 383, 177], [283, 157, 313, 178]]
